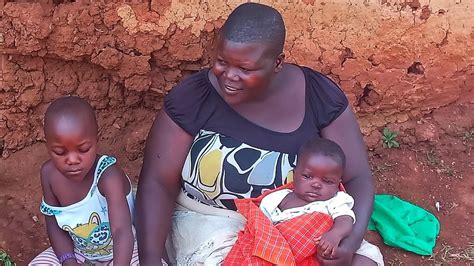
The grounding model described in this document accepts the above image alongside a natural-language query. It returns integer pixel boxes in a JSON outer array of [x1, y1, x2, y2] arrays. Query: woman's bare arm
[[135, 110, 194, 265], [320, 106, 374, 264]]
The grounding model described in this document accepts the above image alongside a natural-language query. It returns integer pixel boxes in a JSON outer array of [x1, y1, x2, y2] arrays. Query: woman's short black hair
[[298, 137, 346, 168], [221, 3, 286, 55]]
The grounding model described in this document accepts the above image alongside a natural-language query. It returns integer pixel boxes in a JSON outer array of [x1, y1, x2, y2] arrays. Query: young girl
[[30, 96, 137, 265]]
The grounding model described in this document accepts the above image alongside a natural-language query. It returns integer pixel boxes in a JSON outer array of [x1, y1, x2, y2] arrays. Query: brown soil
[[0, 102, 472, 265]]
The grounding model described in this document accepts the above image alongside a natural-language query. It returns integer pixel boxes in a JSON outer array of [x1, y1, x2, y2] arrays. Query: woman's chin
[[221, 91, 247, 105]]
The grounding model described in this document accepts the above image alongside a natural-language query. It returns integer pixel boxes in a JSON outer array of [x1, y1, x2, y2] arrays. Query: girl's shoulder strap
[[40, 198, 62, 216], [90, 155, 117, 197], [95, 155, 117, 180]]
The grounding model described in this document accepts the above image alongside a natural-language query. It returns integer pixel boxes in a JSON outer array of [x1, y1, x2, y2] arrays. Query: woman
[[136, 3, 383, 265]]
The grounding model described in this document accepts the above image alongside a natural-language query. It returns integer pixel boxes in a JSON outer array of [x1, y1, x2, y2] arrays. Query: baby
[[260, 137, 355, 258], [30, 96, 137, 265]]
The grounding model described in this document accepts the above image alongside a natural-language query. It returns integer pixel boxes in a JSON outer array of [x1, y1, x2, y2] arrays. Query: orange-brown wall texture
[[0, 0, 472, 157]]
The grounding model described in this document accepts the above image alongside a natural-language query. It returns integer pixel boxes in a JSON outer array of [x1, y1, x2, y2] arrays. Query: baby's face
[[292, 153, 343, 203]]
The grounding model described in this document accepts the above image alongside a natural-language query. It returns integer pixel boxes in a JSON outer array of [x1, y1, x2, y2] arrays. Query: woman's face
[[211, 38, 283, 105]]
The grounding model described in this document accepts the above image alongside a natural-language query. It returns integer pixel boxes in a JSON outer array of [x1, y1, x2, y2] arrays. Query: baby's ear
[[338, 182, 346, 192]]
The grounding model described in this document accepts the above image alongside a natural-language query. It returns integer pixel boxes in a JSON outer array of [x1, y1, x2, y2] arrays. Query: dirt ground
[[0, 101, 472, 265]]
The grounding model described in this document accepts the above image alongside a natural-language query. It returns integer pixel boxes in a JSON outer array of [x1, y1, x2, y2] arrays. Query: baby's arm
[[40, 168, 81, 266], [317, 215, 354, 257], [99, 166, 134, 266]]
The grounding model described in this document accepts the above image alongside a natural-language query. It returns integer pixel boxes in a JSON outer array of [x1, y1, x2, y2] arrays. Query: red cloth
[[223, 183, 334, 266]]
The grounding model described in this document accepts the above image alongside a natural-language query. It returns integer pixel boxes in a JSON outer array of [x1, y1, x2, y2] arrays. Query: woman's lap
[[167, 206, 384, 265], [165, 208, 245, 265]]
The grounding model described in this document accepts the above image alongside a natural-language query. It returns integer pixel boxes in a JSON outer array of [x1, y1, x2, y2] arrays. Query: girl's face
[[211, 38, 283, 105], [45, 118, 98, 182], [293, 153, 343, 203]]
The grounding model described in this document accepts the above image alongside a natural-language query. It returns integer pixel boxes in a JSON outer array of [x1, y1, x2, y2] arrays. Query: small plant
[[463, 131, 474, 141], [425, 149, 440, 166], [0, 249, 15, 266], [382, 127, 400, 148], [428, 243, 474, 263]]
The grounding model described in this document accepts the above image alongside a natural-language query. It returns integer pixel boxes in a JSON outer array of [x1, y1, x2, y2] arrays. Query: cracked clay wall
[[0, 0, 473, 158]]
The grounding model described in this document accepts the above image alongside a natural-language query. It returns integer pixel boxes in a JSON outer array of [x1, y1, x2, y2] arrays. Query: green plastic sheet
[[368, 194, 440, 255]]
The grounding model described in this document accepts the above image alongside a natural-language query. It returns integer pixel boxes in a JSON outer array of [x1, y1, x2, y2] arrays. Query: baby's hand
[[315, 230, 343, 258]]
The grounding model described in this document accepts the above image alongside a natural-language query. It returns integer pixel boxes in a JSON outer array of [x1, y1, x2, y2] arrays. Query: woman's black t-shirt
[[165, 66, 348, 210]]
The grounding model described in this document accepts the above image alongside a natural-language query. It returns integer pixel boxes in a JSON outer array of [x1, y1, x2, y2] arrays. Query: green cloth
[[368, 194, 440, 255]]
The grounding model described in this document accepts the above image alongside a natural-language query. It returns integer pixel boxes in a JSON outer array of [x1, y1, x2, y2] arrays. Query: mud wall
[[0, 0, 472, 157]]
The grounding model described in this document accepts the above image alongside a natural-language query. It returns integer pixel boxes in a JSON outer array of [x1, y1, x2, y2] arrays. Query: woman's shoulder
[[300, 66, 342, 92], [165, 69, 212, 104], [281, 63, 347, 104], [299, 65, 349, 129], [164, 69, 216, 135]]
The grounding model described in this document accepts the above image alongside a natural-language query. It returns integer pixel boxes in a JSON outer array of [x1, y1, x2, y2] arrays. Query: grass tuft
[[428, 243, 474, 264], [0, 249, 15, 266]]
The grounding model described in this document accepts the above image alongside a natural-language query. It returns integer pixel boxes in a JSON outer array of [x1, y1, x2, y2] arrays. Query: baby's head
[[293, 138, 346, 203], [44, 96, 98, 181]]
